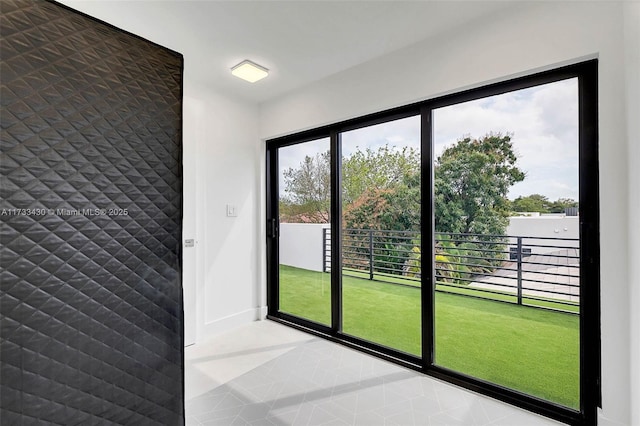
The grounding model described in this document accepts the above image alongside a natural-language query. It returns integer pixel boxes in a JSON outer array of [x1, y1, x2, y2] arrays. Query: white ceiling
[[59, 1, 513, 104]]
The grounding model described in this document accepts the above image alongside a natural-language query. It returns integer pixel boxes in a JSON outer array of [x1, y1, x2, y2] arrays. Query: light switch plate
[[226, 204, 237, 217]]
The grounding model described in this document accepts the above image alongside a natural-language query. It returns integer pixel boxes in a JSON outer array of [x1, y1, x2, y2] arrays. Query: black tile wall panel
[[1, 0, 184, 424]]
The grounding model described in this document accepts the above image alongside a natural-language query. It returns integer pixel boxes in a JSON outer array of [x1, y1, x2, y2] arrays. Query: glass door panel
[[432, 78, 580, 408], [340, 116, 421, 356], [277, 138, 331, 325]]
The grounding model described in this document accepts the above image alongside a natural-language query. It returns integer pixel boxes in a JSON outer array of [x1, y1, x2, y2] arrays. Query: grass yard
[[279, 264, 580, 409]]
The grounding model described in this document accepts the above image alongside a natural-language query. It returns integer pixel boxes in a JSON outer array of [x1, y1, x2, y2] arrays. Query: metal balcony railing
[[323, 228, 580, 313]]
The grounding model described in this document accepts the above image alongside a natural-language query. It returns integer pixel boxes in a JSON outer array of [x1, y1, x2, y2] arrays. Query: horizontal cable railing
[[322, 228, 580, 313]]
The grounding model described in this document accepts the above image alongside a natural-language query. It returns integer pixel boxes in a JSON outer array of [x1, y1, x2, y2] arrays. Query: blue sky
[[279, 78, 579, 202]]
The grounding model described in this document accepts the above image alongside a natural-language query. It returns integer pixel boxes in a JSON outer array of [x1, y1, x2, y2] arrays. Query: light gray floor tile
[[321, 419, 351, 426], [238, 402, 273, 423], [385, 408, 419, 426], [477, 398, 520, 422], [434, 384, 475, 412], [185, 321, 567, 426], [186, 415, 202, 426], [195, 406, 248, 423], [353, 410, 387, 425], [292, 402, 317, 425], [251, 417, 284, 426], [442, 400, 492, 425], [429, 411, 468, 425], [314, 398, 357, 424], [266, 407, 301, 425], [488, 411, 562, 425], [374, 398, 413, 418], [410, 395, 442, 419], [355, 386, 388, 413], [307, 404, 340, 425], [200, 415, 241, 426]]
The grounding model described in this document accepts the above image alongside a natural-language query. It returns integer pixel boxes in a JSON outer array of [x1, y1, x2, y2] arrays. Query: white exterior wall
[[279, 223, 330, 272], [507, 216, 579, 255], [259, 3, 631, 424]]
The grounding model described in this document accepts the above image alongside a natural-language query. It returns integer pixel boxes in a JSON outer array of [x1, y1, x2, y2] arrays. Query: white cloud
[[341, 115, 420, 157], [433, 78, 579, 200]]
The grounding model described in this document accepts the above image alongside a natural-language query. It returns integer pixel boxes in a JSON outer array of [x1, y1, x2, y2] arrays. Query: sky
[[433, 78, 579, 201], [279, 78, 579, 201]]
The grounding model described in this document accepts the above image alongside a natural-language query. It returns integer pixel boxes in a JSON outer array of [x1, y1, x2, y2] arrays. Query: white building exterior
[[507, 214, 579, 254]]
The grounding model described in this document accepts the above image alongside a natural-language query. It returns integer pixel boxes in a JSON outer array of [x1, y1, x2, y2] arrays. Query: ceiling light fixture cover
[[231, 60, 269, 83]]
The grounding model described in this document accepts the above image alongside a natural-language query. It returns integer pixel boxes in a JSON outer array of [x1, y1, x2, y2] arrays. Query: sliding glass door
[[266, 60, 599, 425], [431, 78, 581, 409], [340, 116, 421, 356], [275, 138, 332, 326]]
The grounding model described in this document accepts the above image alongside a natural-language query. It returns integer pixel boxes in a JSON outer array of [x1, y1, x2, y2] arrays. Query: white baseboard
[[196, 306, 267, 343]]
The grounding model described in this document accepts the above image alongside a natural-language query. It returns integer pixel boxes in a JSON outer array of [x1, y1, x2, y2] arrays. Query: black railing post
[[322, 228, 327, 273], [517, 236, 523, 305], [369, 229, 374, 280]]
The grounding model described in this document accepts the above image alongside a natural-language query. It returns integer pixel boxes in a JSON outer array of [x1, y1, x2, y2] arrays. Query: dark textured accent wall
[[0, 1, 184, 424]]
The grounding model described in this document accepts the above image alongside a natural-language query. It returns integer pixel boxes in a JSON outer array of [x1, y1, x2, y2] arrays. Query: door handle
[[268, 219, 278, 239]]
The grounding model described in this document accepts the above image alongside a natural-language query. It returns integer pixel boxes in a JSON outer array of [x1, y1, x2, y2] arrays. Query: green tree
[[511, 194, 552, 213], [434, 133, 525, 235], [343, 170, 420, 232], [340, 147, 420, 275], [281, 144, 421, 227], [510, 195, 578, 214], [550, 198, 578, 213], [281, 151, 330, 222], [342, 145, 420, 205]]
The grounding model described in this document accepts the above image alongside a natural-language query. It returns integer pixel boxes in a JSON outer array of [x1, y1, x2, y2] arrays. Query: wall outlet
[[226, 204, 237, 217], [184, 239, 195, 247]]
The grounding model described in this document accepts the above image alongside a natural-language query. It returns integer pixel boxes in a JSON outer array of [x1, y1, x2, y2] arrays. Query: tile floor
[[185, 320, 561, 425]]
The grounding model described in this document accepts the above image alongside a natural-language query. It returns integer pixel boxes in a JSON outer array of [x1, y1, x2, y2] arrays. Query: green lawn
[[279, 264, 579, 409]]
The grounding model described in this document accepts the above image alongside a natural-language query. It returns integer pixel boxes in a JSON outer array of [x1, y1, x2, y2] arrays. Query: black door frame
[[266, 59, 599, 426]]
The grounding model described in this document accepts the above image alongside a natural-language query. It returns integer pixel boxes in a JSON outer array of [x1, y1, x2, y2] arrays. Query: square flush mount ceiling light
[[231, 60, 269, 83]]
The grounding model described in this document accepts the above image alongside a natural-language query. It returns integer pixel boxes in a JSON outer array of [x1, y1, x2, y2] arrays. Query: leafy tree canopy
[[281, 145, 420, 226], [434, 133, 525, 235], [511, 194, 552, 213], [281, 151, 330, 223], [342, 145, 420, 205], [510, 194, 578, 214], [550, 198, 579, 213], [281, 134, 531, 238], [343, 170, 420, 231]]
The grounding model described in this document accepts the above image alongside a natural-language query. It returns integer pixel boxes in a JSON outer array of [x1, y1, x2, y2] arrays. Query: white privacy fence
[[279, 223, 330, 272]]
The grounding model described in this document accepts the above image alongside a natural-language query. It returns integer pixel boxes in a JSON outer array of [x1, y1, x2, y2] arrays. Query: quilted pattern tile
[[1, 1, 184, 424]]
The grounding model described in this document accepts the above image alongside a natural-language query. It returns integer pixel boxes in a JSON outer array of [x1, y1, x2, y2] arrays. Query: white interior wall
[[259, 3, 632, 425], [183, 80, 264, 343], [182, 94, 200, 346], [624, 3, 640, 425]]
